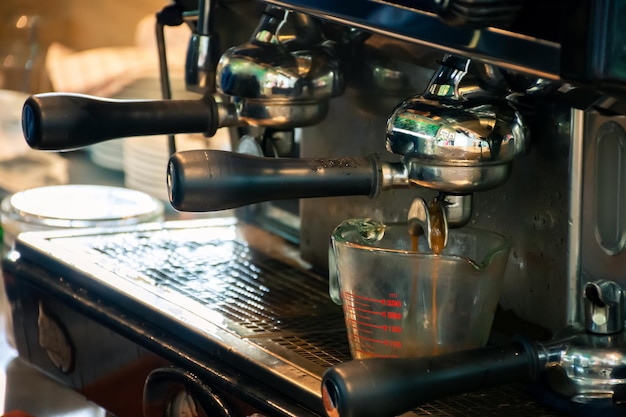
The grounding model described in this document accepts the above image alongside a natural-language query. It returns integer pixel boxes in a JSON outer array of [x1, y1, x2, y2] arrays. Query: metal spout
[[386, 54, 529, 193], [584, 280, 625, 334], [185, 0, 221, 94], [407, 196, 448, 252]]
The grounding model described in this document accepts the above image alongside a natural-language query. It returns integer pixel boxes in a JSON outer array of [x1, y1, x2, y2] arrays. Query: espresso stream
[[409, 199, 446, 355]]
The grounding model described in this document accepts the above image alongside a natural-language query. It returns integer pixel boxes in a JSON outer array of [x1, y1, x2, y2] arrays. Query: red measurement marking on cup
[[342, 291, 404, 339], [343, 292, 401, 308], [342, 291, 405, 358], [342, 292, 386, 317]]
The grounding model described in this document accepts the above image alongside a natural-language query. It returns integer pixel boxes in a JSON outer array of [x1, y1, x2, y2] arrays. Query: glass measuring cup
[[330, 219, 510, 359]]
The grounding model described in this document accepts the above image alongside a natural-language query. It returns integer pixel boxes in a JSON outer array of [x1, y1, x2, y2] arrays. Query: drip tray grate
[[46, 222, 353, 372], [17, 220, 564, 416]]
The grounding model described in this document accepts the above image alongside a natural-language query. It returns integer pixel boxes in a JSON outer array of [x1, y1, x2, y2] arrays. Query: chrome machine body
[[5, 1, 626, 417]]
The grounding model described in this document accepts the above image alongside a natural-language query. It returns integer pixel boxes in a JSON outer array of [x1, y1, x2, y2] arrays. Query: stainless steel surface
[[531, 279, 626, 405], [259, 0, 561, 80], [12, 219, 343, 403], [440, 193, 472, 227], [5, 219, 565, 416], [234, 98, 329, 128], [11, 0, 626, 415], [218, 10, 342, 100], [402, 157, 512, 192], [216, 6, 344, 128], [378, 159, 410, 191], [566, 108, 585, 325], [386, 54, 529, 192], [540, 327, 626, 406], [581, 110, 626, 291]]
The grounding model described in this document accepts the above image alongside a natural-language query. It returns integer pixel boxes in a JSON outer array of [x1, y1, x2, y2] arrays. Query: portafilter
[[167, 54, 529, 226], [20, 6, 343, 150]]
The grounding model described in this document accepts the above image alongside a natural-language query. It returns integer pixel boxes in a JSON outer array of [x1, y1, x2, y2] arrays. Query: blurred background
[[0, 0, 230, 202], [0, 3, 218, 417], [0, 0, 166, 93]]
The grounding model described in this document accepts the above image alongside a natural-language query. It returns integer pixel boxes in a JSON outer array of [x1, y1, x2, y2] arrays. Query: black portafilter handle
[[167, 150, 380, 212], [21, 93, 220, 150], [321, 337, 545, 417]]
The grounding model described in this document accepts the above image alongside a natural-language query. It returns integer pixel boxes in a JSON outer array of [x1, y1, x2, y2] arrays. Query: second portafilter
[[167, 54, 529, 225], [20, 5, 343, 151]]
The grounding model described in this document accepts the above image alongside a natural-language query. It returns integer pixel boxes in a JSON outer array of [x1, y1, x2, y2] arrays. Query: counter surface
[[0, 150, 137, 417]]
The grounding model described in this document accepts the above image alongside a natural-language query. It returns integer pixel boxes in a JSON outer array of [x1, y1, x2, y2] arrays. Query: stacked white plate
[[87, 71, 233, 202], [89, 140, 125, 171], [123, 129, 232, 202]]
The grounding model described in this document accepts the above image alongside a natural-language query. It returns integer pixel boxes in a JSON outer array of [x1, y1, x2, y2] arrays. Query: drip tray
[[11, 218, 563, 416], [87, 223, 353, 374]]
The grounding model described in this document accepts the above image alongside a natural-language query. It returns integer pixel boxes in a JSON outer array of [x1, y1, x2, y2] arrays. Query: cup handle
[[328, 241, 342, 305]]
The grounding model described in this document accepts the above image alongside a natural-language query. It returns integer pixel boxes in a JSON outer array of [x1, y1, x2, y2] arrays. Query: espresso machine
[[4, 1, 626, 417]]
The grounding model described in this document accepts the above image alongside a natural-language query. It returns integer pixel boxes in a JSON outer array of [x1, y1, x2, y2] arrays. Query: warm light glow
[[3, 55, 15, 68], [15, 15, 29, 29]]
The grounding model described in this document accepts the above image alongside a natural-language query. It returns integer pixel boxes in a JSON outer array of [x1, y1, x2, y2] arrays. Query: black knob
[[431, 0, 524, 28]]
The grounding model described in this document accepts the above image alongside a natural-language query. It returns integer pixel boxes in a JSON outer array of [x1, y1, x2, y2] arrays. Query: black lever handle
[[21, 93, 220, 150], [167, 150, 380, 211], [321, 337, 544, 417]]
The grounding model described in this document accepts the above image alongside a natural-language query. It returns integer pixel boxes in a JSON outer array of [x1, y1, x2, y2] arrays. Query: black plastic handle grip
[[167, 150, 380, 211], [321, 337, 544, 417], [21, 93, 219, 150]]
